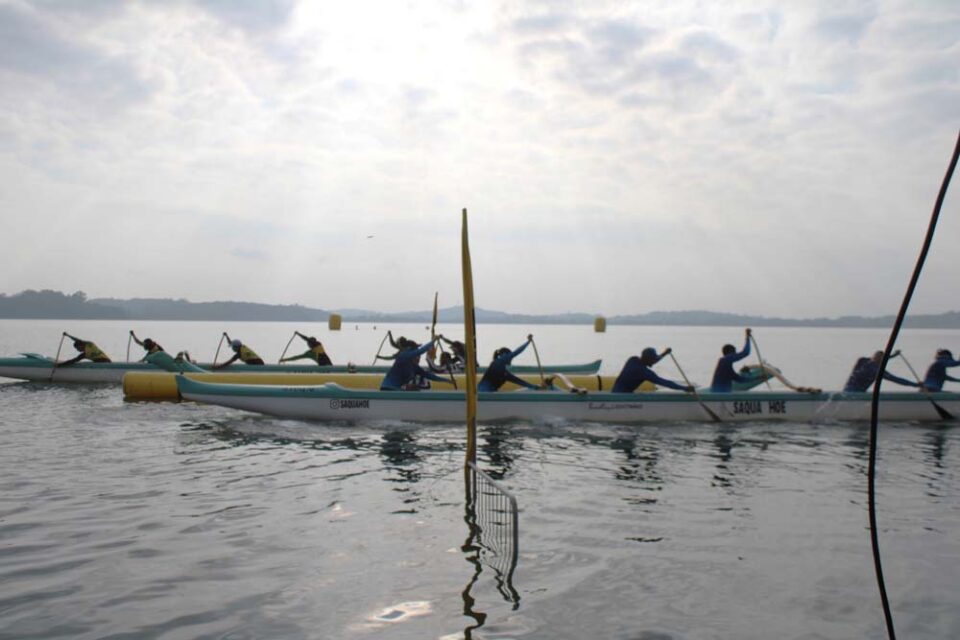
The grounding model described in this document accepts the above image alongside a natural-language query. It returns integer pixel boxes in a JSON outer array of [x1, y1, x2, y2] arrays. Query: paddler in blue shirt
[[280, 332, 333, 366], [58, 333, 112, 365], [437, 334, 468, 371], [843, 351, 920, 392], [214, 336, 265, 369], [612, 347, 693, 393], [130, 330, 165, 355], [922, 349, 960, 391], [378, 337, 452, 390], [478, 335, 544, 392], [710, 328, 754, 392]]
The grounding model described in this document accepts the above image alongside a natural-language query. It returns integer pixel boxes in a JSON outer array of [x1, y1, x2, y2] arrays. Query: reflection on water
[[3, 376, 960, 640], [460, 461, 521, 638], [380, 430, 423, 485], [479, 426, 521, 479]]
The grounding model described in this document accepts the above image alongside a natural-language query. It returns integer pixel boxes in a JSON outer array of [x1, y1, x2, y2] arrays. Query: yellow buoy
[[328, 313, 342, 331], [594, 316, 607, 332]]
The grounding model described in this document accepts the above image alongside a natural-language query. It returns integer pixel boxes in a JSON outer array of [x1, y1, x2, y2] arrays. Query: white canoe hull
[[176, 378, 960, 424]]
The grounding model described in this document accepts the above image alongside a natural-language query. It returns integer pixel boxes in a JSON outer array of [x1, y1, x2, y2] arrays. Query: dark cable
[[869, 130, 960, 640]]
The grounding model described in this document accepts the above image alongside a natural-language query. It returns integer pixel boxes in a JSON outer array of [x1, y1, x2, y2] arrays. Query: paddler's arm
[[733, 329, 752, 363], [387, 331, 401, 350], [504, 370, 539, 390], [507, 336, 533, 361], [419, 368, 454, 384], [648, 371, 694, 392], [57, 353, 85, 366], [881, 370, 921, 388], [213, 353, 240, 369]]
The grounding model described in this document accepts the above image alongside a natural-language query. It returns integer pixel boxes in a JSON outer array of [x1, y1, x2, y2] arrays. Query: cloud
[[510, 13, 739, 113], [811, 12, 875, 45], [0, 3, 154, 109], [0, 0, 958, 317], [192, 0, 297, 34]]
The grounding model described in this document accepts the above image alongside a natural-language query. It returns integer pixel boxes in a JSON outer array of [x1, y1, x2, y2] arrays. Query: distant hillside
[[2, 290, 960, 328], [0, 290, 126, 319], [94, 297, 330, 322], [611, 310, 960, 329]]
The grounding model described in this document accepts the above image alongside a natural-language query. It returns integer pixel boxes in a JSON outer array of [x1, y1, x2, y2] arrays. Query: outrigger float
[[0, 353, 602, 384], [122, 370, 635, 401], [174, 376, 960, 424]]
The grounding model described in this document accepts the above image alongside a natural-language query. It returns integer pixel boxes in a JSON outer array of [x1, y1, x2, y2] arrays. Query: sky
[[0, 0, 958, 318]]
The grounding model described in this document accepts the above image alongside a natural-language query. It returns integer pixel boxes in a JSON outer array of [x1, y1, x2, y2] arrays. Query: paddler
[[843, 351, 921, 392], [922, 349, 960, 391], [58, 333, 112, 365], [709, 328, 753, 392], [437, 334, 468, 371], [280, 331, 333, 366], [478, 335, 544, 391], [377, 337, 451, 390], [130, 330, 165, 355], [612, 347, 693, 393], [213, 336, 264, 368]]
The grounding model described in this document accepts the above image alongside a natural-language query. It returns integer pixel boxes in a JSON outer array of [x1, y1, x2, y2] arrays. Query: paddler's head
[[722, 344, 736, 356], [143, 338, 157, 351], [937, 348, 953, 360], [230, 339, 242, 351], [493, 347, 511, 361], [72, 339, 84, 351], [640, 347, 658, 365]]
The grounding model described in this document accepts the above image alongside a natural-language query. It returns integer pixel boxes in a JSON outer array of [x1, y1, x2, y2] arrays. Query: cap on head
[[230, 339, 242, 349]]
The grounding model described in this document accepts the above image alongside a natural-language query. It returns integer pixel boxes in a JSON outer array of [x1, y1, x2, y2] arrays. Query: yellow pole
[[462, 208, 478, 470]]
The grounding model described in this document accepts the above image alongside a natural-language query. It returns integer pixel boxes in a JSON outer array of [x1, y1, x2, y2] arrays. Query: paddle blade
[[462, 209, 478, 466]]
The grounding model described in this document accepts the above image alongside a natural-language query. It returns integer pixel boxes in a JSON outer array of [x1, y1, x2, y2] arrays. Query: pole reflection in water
[[479, 426, 520, 479], [460, 461, 520, 637]]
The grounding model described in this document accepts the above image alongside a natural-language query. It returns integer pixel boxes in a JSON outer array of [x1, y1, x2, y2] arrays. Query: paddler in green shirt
[[130, 330, 165, 355], [58, 333, 112, 365]]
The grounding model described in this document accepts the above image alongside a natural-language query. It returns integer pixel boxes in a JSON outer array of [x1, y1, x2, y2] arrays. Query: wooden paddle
[[278, 331, 298, 363], [49, 332, 67, 382], [748, 331, 773, 390], [213, 332, 228, 368], [668, 352, 722, 423], [529, 335, 546, 388], [372, 331, 390, 365], [897, 352, 953, 420]]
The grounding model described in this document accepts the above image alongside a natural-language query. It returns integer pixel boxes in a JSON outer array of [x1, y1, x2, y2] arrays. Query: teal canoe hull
[[0, 355, 602, 383]]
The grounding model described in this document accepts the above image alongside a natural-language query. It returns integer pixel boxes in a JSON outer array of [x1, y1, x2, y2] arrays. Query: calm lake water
[[1, 320, 959, 639]]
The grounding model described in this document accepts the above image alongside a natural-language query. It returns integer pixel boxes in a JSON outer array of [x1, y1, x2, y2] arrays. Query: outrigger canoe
[[0, 353, 602, 384], [175, 376, 960, 424]]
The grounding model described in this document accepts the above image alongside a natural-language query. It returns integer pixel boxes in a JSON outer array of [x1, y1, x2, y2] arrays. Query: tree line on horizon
[[2, 288, 959, 328]]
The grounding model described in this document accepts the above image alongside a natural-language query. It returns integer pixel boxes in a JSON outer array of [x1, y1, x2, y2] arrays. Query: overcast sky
[[1, 0, 958, 318]]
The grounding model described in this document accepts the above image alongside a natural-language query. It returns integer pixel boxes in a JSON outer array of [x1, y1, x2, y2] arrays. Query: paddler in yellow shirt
[[58, 333, 112, 365], [280, 331, 333, 366], [214, 335, 265, 368]]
